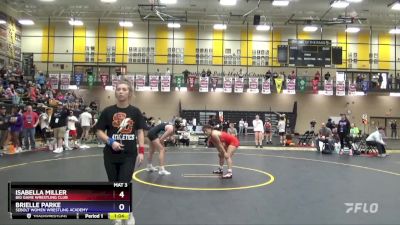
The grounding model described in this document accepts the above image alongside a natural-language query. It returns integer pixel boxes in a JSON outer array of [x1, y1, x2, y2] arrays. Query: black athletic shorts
[[147, 132, 159, 141]]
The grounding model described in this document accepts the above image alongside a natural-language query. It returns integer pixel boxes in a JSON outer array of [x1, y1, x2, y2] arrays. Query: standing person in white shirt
[[238, 118, 244, 135], [39, 108, 52, 146], [253, 115, 264, 148], [192, 117, 197, 132], [366, 127, 388, 157], [244, 120, 249, 135], [79, 107, 92, 145], [277, 115, 286, 146], [67, 110, 79, 149]]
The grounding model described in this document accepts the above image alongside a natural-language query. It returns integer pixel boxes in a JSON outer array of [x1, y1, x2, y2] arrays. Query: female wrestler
[[146, 118, 184, 175], [202, 124, 240, 179]]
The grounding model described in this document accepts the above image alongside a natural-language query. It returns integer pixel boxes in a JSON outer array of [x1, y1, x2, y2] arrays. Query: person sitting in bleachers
[[366, 127, 388, 158], [315, 122, 334, 153]]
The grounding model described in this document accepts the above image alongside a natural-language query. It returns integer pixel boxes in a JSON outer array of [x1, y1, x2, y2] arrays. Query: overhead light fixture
[[119, 21, 133, 27], [160, 0, 177, 4], [0, 20, 6, 24], [220, 0, 237, 6], [69, 19, 83, 26], [213, 24, 227, 30], [346, 0, 362, 2], [272, 0, 290, 6], [256, 25, 270, 31], [18, 19, 34, 25], [390, 1, 400, 10], [345, 27, 360, 33], [303, 25, 318, 32], [39, 0, 55, 2], [331, 0, 349, 8], [101, 0, 117, 3], [389, 28, 400, 34], [167, 23, 181, 28]]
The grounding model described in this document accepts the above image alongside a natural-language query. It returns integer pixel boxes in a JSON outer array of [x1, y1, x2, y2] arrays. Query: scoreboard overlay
[[8, 182, 131, 220]]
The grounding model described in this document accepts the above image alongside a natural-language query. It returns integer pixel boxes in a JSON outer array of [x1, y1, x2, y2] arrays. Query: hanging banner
[[324, 80, 333, 96], [261, 78, 271, 94], [161, 75, 171, 92], [234, 77, 244, 93], [125, 74, 135, 88], [74, 73, 83, 87], [275, 78, 283, 94], [348, 82, 356, 96], [87, 73, 94, 88], [211, 76, 219, 92], [60, 74, 70, 90], [135, 74, 146, 91], [111, 75, 120, 89], [248, 77, 259, 93], [298, 77, 307, 92], [223, 77, 233, 93], [312, 79, 319, 94], [336, 80, 346, 96], [286, 78, 296, 94], [149, 75, 159, 92], [49, 74, 60, 90], [362, 80, 369, 94], [199, 77, 209, 92], [187, 75, 196, 92], [100, 73, 109, 88], [176, 75, 183, 90]]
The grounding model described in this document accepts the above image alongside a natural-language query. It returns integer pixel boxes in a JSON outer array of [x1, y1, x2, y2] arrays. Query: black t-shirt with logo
[[49, 108, 69, 128], [95, 105, 146, 161]]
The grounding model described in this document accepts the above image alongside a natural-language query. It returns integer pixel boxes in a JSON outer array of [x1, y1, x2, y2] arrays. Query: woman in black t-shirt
[[96, 80, 146, 182]]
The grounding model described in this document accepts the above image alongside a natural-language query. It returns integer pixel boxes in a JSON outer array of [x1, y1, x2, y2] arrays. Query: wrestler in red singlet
[[202, 124, 240, 179]]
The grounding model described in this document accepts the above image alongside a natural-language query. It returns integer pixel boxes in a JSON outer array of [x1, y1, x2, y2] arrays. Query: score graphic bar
[[8, 182, 132, 220]]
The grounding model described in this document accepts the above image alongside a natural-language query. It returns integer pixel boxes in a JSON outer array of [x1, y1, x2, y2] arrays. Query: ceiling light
[[345, 27, 360, 33], [101, 0, 117, 3], [39, 0, 55, 2], [160, 0, 177, 4], [256, 25, 270, 31], [346, 0, 362, 2], [69, 19, 83, 26], [389, 28, 400, 34], [391, 2, 400, 10], [220, 0, 237, 6], [18, 19, 34, 25], [331, 0, 349, 8], [119, 21, 133, 27], [272, 0, 290, 6], [303, 26, 318, 32], [0, 20, 6, 24], [213, 24, 227, 30], [167, 23, 181, 28]]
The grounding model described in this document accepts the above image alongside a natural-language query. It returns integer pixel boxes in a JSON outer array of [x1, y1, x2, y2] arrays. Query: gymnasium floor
[[0, 146, 399, 225]]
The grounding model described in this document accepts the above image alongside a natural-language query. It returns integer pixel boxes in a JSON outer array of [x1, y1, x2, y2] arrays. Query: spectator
[[36, 72, 46, 89], [79, 107, 93, 144], [227, 123, 238, 137], [337, 114, 352, 155], [391, 120, 397, 139], [388, 74, 393, 90], [277, 116, 286, 146], [22, 105, 39, 151], [264, 118, 272, 144], [349, 123, 360, 138], [8, 106, 23, 153], [315, 122, 334, 152], [67, 110, 79, 149], [238, 118, 244, 135], [192, 117, 197, 132], [396, 73, 400, 89], [39, 107, 52, 146], [49, 102, 69, 153], [0, 106, 8, 150], [326, 118, 335, 131], [366, 127, 387, 157], [244, 120, 248, 135]]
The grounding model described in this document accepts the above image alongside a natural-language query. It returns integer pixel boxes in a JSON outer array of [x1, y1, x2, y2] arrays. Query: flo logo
[[345, 203, 379, 214]]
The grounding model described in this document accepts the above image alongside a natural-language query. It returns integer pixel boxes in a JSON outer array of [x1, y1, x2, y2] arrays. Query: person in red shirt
[[22, 105, 39, 150], [202, 124, 240, 179]]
